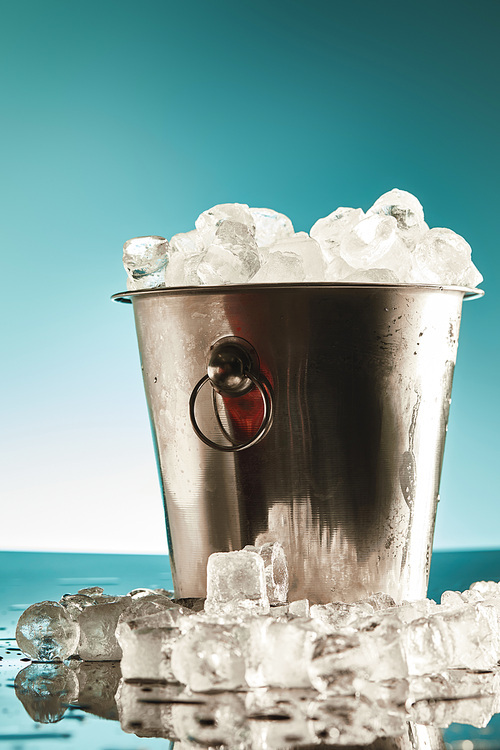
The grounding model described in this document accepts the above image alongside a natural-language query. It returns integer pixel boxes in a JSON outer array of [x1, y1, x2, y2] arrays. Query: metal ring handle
[[189, 371, 273, 452]]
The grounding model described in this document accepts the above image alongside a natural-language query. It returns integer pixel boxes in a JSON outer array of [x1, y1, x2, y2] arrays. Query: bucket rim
[[111, 282, 484, 304]]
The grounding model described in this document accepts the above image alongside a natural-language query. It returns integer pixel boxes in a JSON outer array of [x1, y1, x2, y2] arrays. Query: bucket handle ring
[[189, 337, 273, 452]]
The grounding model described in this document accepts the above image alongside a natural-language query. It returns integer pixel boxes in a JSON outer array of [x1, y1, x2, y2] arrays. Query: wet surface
[[3, 550, 500, 749]]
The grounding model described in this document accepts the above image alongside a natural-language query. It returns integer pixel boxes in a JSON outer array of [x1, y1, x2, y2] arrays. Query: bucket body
[[117, 283, 474, 603]]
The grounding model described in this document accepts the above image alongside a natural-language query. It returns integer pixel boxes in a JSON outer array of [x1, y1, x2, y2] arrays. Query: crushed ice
[[122, 190, 483, 290]]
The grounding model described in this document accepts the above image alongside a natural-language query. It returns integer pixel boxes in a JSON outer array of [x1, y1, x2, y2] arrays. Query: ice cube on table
[[116, 619, 180, 682], [171, 621, 246, 691], [16, 602, 80, 661], [245, 618, 318, 688], [289, 598, 310, 618], [411, 227, 483, 286], [205, 550, 269, 614], [123, 236, 169, 280], [310, 207, 365, 264], [309, 616, 407, 694], [77, 595, 131, 661], [309, 601, 374, 631], [403, 602, 500, 674], [258, 542, 289, 605], [249, 206, 294, 246]]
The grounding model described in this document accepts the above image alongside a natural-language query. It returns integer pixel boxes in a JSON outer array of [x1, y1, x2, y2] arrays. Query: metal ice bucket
[[113, 283, 482, 604]]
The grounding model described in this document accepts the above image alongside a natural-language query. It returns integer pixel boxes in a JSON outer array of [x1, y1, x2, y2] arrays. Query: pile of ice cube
[[16, 545, 500, 702], [123, 189, 482, 290]]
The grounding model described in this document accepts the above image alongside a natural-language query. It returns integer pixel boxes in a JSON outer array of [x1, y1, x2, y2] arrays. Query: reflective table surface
[[2, 550, 500, 750]]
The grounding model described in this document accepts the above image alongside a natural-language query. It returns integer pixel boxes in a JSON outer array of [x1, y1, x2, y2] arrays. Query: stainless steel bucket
[[113, 283, 482, 604]]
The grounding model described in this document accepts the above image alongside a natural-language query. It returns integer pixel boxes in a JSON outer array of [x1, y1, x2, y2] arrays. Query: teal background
[[1, 0, 498, 552]]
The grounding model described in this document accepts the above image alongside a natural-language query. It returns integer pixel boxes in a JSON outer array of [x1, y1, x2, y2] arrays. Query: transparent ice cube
[[126, 267, 165, 290], [258, 542, 289, 605], [195, 203, 255, 247], [310, 207, 365, 264], [245, 618, 318, 688], [403, 602, 500, 674], [249, 206, 294, 246], [171, 621, 246, 691], [123, 236, 169, 279], [251, 249, 305, 283], [16, 602, 80, 662], [205, 550, 269, 615], [367, 189, 426, 241], [411, 227, 482, 286], [77, 595, 131, 661]]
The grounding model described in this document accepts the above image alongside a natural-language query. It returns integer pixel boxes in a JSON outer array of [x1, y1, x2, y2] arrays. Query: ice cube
[[343, 267, 400, 283], [310, 207, 365, 264], [289, 599, 310, 618], [367, 188, 426, 246], [205, 550, 269, 614], [245, 618, 318, 688], [267, 232, 324, 281], [16, 602, 80, 661], [164, 250, 204, 286], [469, 580, 500, 598], [340, 214, 411, 279], [250, 249, 305, 283], [171, 621, 246, 691], [411, 227, 482, 286], [77, 595, 131, 661], [249, 207, 294, 246], [324, 255, 355, 281], [309, 601, 374, 632], [197, 242, 260, 285], [116, 617, 180, 682], [126, 267, 165, 290], [309, 616, 407, 694], [403, 602, 500, 674], [409, 667, 500, 704], [169, 229, 203, 256], [258, 542, 288, 605], [195, 203, 255, 247], [123, 236, 169, 280]]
